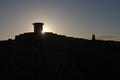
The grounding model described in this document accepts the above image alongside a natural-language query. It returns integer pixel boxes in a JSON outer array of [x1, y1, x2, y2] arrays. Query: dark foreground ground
[[0, 33, 120, 80]]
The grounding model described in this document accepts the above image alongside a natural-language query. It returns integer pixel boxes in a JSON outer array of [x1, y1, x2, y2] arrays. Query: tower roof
[[33, 22, 44, 25]]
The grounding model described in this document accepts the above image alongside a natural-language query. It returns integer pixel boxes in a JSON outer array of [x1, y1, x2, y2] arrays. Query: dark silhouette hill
[[0, 32, 120, 80], [0, 22, 120, 80]]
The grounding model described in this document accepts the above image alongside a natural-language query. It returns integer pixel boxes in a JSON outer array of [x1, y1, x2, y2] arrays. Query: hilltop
[[0, 32, 120, 80], [0, 22, 120, 80]]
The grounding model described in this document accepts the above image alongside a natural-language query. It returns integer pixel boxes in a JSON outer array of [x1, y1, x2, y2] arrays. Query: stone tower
[[33, 22, 44, 34]]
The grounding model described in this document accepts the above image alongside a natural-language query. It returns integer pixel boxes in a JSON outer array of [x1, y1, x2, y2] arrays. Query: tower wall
[[33, 22, 44, 33]]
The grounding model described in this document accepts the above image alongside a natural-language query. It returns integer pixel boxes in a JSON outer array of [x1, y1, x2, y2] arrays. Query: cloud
[[97, 35, 115, 39]]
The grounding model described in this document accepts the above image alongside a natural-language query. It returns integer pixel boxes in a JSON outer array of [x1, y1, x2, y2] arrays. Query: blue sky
[[0, 0, 120, 41]]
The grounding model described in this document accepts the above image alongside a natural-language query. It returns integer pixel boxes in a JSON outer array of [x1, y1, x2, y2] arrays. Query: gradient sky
[[0, 0, 120, 41]]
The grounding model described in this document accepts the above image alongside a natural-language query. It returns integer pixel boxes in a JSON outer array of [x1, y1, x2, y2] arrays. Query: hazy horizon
[[0, 0, 120, 41]]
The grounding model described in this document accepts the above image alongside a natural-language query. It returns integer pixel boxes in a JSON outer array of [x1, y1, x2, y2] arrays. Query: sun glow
[[42, 26, 49, 33], [41, 23, 52, 33]]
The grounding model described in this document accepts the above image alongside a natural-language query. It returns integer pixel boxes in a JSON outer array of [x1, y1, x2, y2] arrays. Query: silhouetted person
[[92, 34, 96, 41]]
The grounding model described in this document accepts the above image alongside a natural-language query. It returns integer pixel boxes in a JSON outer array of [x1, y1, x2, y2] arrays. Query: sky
[[0, 0, 120, 41]]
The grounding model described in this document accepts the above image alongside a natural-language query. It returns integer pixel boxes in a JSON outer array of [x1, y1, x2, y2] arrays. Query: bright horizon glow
[[42, 26, 50, 33]]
